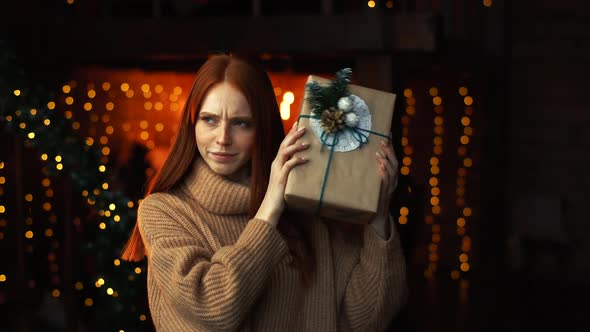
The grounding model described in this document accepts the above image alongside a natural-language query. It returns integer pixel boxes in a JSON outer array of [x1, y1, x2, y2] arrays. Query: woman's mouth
[[209, 152, 237, 163]]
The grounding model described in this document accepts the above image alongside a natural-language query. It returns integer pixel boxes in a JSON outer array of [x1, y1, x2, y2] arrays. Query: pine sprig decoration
[[306, 68, 352, 117]]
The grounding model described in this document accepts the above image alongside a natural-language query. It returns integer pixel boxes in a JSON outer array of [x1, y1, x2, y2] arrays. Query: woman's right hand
[[255, 122, 309, 227]]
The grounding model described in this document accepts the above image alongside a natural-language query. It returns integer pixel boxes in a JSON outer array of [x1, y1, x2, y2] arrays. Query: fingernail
[[301, 142, 309, 146], [298, 127, 305, 132], [292, 121, 298, 129], [380, 140, 386, 146], [375, 152, 382, 158]]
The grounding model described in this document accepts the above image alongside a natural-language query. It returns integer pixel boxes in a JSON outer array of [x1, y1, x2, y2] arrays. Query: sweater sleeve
[[138, 194, 290, 331], [339, 215, 408, 331]]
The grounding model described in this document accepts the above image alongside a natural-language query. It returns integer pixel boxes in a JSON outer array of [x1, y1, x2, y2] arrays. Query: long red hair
[[121, 54, 315, 283]]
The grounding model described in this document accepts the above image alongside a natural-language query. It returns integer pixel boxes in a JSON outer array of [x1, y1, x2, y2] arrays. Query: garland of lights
[[0, 41, 149, 331]]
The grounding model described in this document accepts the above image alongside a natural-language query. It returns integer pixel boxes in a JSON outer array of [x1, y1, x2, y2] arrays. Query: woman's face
[[195, 82, 255, 181]]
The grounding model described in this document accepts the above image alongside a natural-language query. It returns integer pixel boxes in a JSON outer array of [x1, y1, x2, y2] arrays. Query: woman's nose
[[216, 123, 232, 146]]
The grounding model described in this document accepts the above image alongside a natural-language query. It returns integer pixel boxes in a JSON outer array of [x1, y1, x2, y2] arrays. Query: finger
[[379, 162, 390, 194], [281, 155, 308, 174], [281, 126, 306, 149], [277, 141, 310, 165], [375, 153, 390, 183], [380, 140, 398, 167]]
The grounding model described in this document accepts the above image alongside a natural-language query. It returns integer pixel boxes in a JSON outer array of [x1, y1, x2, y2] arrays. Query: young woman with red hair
[[121, 54, 407, 331]]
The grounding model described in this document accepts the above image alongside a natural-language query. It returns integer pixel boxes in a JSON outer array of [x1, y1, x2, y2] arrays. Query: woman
[[122, 54, 407, 331]]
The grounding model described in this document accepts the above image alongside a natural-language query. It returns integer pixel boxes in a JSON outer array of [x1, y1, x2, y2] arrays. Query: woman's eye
[[234, 120, 250, 127], [200, 117, 215, 124]]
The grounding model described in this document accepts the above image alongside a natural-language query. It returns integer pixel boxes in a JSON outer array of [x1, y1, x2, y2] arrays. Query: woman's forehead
[[200, 82, 251, 116]]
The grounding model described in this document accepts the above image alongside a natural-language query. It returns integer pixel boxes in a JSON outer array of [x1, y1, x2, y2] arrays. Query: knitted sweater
[[137, 159, 407, 332]]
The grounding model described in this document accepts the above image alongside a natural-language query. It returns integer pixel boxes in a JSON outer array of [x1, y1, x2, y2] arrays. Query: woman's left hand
[[371, 139, 399, 232]]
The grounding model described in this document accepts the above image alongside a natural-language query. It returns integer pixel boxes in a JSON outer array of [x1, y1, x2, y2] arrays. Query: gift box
[[284, 70, 396, 224]]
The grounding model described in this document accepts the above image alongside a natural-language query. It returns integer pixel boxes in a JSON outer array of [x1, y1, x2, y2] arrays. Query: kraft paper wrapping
[[284, 75, 396, 224]]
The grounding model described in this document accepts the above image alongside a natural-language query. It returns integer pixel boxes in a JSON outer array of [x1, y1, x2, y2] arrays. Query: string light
[[452, 85, 475, 282], [425, 86, 444, 280]]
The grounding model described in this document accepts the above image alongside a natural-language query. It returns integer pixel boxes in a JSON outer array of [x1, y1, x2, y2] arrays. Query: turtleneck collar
[[182, 158, 250, 215]]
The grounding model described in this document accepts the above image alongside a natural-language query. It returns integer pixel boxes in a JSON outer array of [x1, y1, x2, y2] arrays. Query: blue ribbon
[[298, 114, 389, 216]]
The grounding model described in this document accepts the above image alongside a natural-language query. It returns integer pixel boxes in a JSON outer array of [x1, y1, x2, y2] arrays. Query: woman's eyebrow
[[199, 111, 252, 120]]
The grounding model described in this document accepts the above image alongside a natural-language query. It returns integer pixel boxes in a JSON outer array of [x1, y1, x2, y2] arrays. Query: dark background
[[1, 1, 589, 331]]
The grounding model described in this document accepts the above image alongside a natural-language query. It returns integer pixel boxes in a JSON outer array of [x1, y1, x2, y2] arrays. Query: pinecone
[[320, 107, 346, 133]]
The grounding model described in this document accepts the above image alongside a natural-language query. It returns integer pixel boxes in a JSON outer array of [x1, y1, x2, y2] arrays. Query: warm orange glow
[[401, 115, 410, 126], [280, 101, 290, 120], [434, 116, 444, 126], [402, 156, 412, 166], [457, 217, 466, 227], [398, 216, 407, 224], [432, 233, 440, 243], [433, 136, 443, 145], [461, 116, 471, 126], [434, 126, 444, 135], [430, 197, 439, 206], [432, 224, 440, 233], [464, 158, 473, 167], [405, 106, 415, 115], [403, 146, 413, 155], [464, 96, 474, 106], [368, 0, 376, 8], [432, 206, 441, 214], [459, 253, 469, 263], [88, 90, 96, 98], [401, 137, 408, 146], [386, 1, 394, 8], [62, 85, 71, 93], [464, 127, 473, 136], [403, 88, 413, 98], [431, 187, 440, 196], [120, 83, 130, 92], [483, 0, 493, 7], [460, 135, 470, 145], [433, 96, 442, 106], [430, 157, 439, 165], [430, 166, 440, 175], [65, 96, 74, 105], [458, 86, 468, 96], [429, 87, 438, 96], [429, 177, 438, 186], [106, 102, 114, 111], [400, 166, 410, 175], [463, 207, 472, 217], [451, 270, 460, 280], [460, 262, 470, 272], [400, 207, 409, 216], [433, 146, 443, 155]]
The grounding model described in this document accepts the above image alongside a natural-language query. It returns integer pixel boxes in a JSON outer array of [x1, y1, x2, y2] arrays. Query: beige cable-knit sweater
[[137, 159, 407, 331]]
